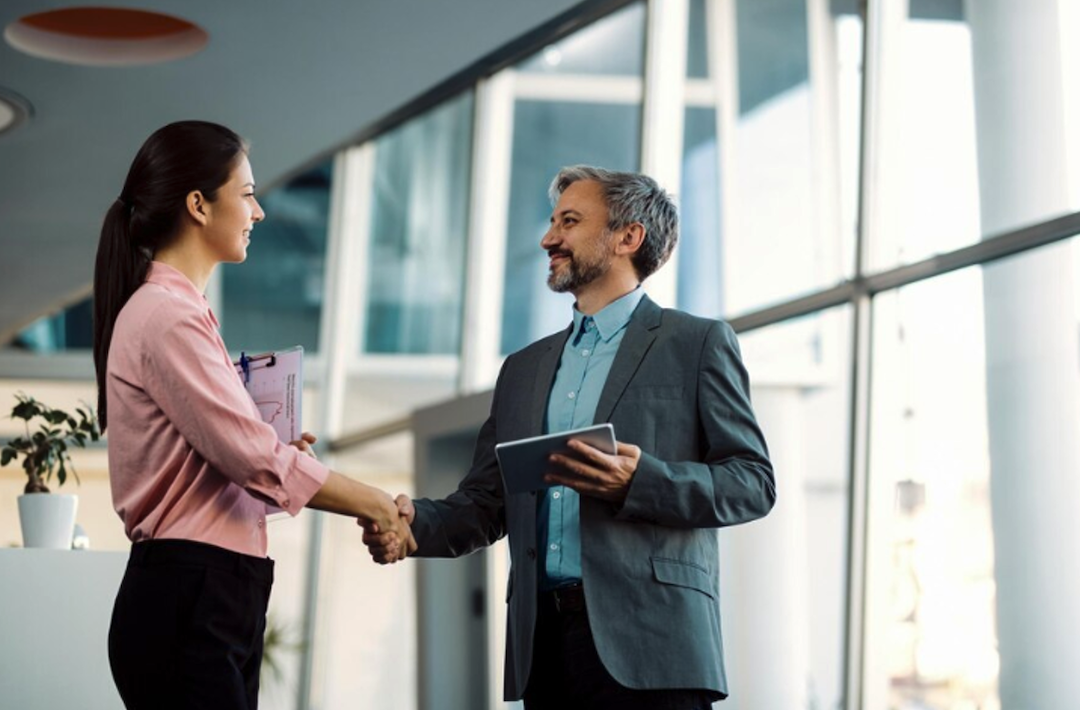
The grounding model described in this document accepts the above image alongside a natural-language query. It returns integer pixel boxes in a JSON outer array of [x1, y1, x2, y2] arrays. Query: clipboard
[[494, 423, 616, 495], [233, 345, 304, 444]]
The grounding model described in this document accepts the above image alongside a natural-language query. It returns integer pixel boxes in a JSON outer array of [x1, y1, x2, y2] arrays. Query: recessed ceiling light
[[4, 7, 207, 67], [0, 88, 31, 137]]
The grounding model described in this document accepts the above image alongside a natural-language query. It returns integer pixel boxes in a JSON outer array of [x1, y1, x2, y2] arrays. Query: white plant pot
[[17, 493, 78, 549]]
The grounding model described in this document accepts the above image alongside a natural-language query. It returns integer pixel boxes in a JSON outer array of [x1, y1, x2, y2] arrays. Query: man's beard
[[547, 251, 610, 293], [547, 233, 614, 293]]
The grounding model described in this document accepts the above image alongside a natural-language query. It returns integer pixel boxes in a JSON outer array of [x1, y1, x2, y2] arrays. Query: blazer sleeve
[[410, 362, 509, 558], [616, 320, 776, 528]]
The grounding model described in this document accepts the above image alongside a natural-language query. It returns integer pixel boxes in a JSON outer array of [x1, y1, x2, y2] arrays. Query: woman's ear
[[186, 190, 209, 226]]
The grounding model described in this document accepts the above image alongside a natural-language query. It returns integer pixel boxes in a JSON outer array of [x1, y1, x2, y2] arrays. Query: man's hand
[[360, 494, 416, 564], [544, 439, 641, 503], [289, 432, 319, 459]]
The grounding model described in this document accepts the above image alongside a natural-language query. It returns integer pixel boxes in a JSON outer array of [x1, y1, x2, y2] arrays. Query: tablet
[[494, 423, 616, 495]]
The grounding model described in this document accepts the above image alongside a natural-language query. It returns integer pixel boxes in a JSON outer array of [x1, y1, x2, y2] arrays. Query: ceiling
[[0, 0, 591, 343]]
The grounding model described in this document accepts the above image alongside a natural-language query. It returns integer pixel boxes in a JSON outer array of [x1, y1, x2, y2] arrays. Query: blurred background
[[1, 1, 1078, 709]]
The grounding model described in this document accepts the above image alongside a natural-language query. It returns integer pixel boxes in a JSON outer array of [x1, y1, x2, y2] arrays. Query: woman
[[93, 120, 411, 709]]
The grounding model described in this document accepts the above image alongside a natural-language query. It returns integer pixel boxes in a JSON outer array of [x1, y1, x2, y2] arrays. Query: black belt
[[544, 582, 586, 614]]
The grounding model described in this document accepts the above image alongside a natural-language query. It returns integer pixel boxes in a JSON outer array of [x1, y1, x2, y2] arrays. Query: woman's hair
[[93, 120, 247, 430]]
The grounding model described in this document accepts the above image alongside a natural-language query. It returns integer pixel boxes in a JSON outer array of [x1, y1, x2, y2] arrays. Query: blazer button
[[527, 547, 537, 560]]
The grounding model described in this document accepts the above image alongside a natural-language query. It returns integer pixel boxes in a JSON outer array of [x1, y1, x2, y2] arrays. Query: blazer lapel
[[593, 296, 662, 424], [529, 325, 572, 435]]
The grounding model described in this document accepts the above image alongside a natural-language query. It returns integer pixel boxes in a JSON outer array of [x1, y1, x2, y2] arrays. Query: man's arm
[[546, 320, 776, 528], [362, 362, 511, 563]]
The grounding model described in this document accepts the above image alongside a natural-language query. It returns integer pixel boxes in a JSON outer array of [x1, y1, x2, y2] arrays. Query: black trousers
[[523, 584, 718, 710], [108, 539, 274, 710]]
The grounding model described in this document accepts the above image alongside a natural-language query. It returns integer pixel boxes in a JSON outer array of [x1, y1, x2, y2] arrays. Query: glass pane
[[500, 101, 641, 354], [517, 1, 645, 76], [9, 296, 93, 352], [679, 0, 862, 319], [221, 161, 332, 354], [679, 107, 722, 315], [870, 4, 1072, 271], [730, 307, 851, 710], [869, 12, 979, 271], [364, 92, 474, 355], [308, 436, 417, 709], [686, 0, 709, 79], [867, 236, 1080, 709]]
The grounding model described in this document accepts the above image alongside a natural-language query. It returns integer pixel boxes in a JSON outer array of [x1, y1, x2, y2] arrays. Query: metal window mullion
[[298, 144, 375, 710], [512, 73, 642, 104], [844, 287, 874, 710], [458, 72, 516, 394], [639, 0, 689, 308], [706, 0, 739, 317], [843, 0, 894, 707]]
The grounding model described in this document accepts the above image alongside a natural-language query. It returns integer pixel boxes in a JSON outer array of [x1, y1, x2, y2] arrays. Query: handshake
[[357, 493, 417, 565], [288, 432, 418, 565]]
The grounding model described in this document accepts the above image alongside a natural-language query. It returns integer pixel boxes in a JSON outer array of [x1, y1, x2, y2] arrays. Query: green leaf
[[12, 400, 37, 420], [46, 410, 68, 425], [1, 448, 14, 467]]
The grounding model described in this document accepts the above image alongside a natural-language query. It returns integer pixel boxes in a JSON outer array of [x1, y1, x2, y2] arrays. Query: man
[[365, 166, 775, 709]]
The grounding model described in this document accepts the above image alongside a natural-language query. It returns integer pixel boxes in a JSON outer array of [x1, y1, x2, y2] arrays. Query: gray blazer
[[411, 295, 775, 701]]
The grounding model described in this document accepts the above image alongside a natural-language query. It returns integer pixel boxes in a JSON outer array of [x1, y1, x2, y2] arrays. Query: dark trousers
[[523, 584, 717, 710], [108, 539, 274, 710]]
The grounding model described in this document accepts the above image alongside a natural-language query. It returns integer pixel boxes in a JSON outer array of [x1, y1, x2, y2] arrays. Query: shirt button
[[282, 499, 291, 509], [552, 491, 561, 500], [258, 519, 265, 527], [581, 349, 590, 356], [527, 548, 537, 559], [568, 392, 576, 400], [550, 543, 559, 551]]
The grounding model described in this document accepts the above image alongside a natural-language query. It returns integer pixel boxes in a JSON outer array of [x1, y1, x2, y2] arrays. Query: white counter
[[0, 549, 127, 709]]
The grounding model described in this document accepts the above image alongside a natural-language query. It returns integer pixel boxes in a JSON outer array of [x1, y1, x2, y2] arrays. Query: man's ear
[[615, 223, 646, 257], [186, 190, 210, 226]]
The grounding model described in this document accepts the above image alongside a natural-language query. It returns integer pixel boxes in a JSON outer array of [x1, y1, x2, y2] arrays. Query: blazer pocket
[[622, 384, 685, 401], [651, 557, 716, 599]]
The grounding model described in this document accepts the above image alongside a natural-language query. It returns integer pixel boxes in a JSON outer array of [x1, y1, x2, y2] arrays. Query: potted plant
[[1, 393, 100, 548]]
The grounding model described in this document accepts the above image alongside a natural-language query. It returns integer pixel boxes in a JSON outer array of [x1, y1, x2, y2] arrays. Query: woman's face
[[203, 154, 265, 264]]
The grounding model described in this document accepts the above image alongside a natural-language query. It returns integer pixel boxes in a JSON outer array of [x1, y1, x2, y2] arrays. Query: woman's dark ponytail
[[93, 198, 151, 430], [92, 121, 246, 431]]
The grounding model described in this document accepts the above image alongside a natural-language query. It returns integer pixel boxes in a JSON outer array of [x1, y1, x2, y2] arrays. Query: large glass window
[[868, 3, 979, 271], [679, 0, 862, 319], [363, 92, 474, 355], [221, 161, 332, 354], [866, 236, 1080, 710], [732, 307, 852, 710], [8, 296, 93, 353], [501, 3, 646, 354]]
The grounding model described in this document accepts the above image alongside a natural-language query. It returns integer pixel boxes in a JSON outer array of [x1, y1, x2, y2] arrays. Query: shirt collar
[[572, 287, 645, 342], [145, 261, 217, 325]]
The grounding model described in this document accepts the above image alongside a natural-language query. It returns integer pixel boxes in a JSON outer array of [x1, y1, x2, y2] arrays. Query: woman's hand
[[289, 431, 319, 459], [308, 474, 414, 563], [360, 495, 416, 564]]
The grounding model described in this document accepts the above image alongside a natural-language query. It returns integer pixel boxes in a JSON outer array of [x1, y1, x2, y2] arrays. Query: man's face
[[541, 179, 616, 294]]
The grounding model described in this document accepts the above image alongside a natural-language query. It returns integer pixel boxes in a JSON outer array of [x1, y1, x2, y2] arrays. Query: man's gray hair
[[549, 165, 678, 280]]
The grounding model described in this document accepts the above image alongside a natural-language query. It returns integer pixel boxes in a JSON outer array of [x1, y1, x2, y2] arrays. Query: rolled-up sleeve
[[140, 302, 328, 516]]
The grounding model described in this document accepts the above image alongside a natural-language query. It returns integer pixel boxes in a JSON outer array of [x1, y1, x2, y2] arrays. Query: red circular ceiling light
[[4, 7, 208, 66]]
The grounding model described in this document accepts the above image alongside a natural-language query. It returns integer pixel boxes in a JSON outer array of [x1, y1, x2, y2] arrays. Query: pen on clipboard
[[238, 351, 279, 385]]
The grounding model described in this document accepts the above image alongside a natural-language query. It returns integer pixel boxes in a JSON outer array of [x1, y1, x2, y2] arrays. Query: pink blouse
[[106, 261, 329, 557]]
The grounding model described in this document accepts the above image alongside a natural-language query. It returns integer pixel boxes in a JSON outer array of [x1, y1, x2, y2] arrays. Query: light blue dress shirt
[[538, 287, 645, 590]]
